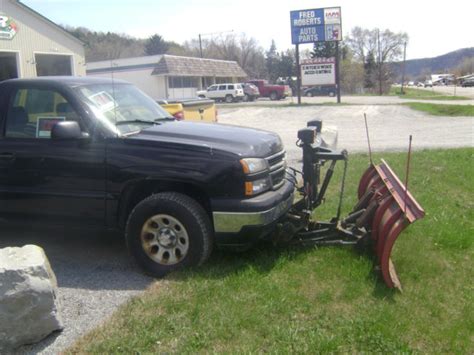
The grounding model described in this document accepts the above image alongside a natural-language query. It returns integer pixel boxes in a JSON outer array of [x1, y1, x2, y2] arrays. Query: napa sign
[[290, 7, 341, 44]]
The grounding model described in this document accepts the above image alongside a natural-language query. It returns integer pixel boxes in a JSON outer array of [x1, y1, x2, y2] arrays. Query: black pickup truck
[[0, 77, 293, 276]]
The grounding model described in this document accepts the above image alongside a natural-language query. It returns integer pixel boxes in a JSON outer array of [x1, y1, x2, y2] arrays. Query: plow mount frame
[[279, 120, 425, 290]]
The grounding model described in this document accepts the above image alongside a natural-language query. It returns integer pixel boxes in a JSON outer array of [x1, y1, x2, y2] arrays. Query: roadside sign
[[301, 58, 335, 86], [290, 7, 342, 44]]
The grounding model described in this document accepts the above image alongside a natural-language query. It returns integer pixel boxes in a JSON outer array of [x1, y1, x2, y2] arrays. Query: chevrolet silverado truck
[[0, 77, 291, 277], [247, 80, 291, 100]]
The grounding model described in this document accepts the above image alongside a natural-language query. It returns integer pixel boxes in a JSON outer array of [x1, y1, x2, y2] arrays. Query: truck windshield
[[74, 83, 173, 135]]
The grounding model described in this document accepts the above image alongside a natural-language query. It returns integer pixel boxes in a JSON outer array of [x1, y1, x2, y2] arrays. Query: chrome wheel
[[141, 214, 189, 265]]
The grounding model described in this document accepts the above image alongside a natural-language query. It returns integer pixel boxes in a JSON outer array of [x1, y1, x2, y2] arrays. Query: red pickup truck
[[247, 80, 292, 101]]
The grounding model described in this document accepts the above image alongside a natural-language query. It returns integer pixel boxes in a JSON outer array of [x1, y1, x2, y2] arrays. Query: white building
[[431, 74, 455, 85], [0, 0, 85, 81], [87, 54, 247, 100]]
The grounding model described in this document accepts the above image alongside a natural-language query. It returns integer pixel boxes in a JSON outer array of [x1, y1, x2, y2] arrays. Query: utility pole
[[199, 34, 203, 58], [377, 29, 382, 95], [400, 41, 407, 95], [296, 44, 301, 104], [335, 41, 341, 103]]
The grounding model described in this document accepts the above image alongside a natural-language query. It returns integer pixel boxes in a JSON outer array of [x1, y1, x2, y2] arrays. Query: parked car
[[197, 83, 244, 103], [424, 80, 433, 87], [303, 85, 336, 97], [0, 77, 290, 277], [461, 79, 474, 87], [407, 81, 415, 86], [241, 83, 260, 102], [247, 80, 291, 100], [158, 98, 217, 123]]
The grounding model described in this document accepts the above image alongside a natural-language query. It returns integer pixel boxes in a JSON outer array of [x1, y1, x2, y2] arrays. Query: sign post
[[290, 7, 342, 104]]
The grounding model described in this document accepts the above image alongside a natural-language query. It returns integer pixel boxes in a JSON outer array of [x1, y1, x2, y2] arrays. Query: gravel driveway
[[227, 94, 474, 106], [218, 104, 474, 165], [1, 227, 153, 354]]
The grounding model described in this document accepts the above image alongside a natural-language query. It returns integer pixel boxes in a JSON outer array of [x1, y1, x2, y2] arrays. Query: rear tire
[[306, 92, 313, 97], [125, 192, 213, 278], [329, 92, 335, 97], [270, 91, 278, 100], [243, 94, 250, 102], [225, 94, 234, 103]]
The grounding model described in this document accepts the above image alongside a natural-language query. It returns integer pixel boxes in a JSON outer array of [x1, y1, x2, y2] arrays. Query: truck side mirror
[[51, 121, 84, 140]]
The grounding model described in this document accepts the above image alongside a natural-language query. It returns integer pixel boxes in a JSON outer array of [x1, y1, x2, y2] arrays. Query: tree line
[[67, 25, 413, 94]]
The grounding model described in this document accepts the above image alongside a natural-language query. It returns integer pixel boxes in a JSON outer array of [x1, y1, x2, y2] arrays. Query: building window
[[168, 77, 199, 88], [215, 77, 233, 84]]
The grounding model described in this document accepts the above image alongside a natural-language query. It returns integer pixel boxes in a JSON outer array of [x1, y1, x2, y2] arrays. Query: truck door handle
[[0, 152, 15, 161]]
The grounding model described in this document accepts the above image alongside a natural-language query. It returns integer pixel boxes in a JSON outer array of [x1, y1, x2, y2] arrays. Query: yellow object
[[160, 99, 217, 123]]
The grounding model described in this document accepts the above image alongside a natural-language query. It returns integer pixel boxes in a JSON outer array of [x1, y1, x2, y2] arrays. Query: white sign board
[[301, 58, 336, 86]]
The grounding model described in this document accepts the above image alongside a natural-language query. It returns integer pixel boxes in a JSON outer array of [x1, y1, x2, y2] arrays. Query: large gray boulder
[[0, 245, 63, 350]]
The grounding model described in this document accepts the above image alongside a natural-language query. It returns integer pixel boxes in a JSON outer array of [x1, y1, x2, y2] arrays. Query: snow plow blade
[[356, 160, 425, 289]]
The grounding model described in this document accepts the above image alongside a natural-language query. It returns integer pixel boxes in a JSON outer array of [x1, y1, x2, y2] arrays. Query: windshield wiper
[[154, 117, 175, 122], [115, 119, 161, 126]]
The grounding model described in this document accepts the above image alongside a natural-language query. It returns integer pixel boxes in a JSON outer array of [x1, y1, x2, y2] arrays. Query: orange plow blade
[[356, 160, 425, 289]]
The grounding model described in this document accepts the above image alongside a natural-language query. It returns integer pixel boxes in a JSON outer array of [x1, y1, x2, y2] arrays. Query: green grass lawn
[[69, 149, 474, 354], [390, 87, 470, 101], [405, 102, 474, 116]]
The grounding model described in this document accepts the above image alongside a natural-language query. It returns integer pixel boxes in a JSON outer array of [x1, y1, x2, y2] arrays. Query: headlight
[[245, 177, 271, 196], [240, 158, 269, 174]]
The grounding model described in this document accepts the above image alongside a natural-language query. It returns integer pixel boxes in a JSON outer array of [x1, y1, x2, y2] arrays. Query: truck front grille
[[266, 150, 286, 190]]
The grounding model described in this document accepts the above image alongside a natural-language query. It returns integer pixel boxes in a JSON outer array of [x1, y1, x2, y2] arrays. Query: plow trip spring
[[280, 120, 425, 290]]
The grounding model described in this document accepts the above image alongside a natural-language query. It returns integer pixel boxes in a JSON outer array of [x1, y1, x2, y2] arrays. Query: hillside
[[392, 47, 474, 79]]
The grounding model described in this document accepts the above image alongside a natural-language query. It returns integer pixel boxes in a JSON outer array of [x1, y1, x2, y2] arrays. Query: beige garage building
[[87, 54, 247, 100], [0, 0, 85, 82]]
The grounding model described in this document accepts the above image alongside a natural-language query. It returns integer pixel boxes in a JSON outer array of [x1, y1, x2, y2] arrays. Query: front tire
[[126, 192, 213, 277], [269, 91, 278, 100]]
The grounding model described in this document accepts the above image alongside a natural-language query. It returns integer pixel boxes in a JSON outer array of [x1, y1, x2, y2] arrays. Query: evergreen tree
[[144, 34, 170, 55], [265, 40, 280, 82], [364, 51, 376, 91], [311, 42, 336, 58]]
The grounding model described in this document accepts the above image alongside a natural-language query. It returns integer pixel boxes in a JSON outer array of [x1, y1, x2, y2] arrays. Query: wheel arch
[[118, 179, 211, 229]]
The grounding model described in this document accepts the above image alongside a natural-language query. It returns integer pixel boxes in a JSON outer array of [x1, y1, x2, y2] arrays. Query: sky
[[19, 0, 474, 60]]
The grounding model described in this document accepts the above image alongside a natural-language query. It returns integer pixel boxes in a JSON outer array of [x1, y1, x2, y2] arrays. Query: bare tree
[[347, 27, 408, 94], [182, 33, 266, 78]]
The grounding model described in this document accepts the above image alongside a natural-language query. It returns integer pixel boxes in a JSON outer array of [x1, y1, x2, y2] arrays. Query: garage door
[[35, 54, 72, 76], [0, 51, 18, 82]]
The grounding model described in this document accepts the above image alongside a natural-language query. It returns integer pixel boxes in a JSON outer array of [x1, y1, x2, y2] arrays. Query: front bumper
[[211, 181, 295, 246]]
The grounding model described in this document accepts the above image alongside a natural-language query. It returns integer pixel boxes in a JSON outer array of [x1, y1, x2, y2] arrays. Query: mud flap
[[356, 160, 425, 289]]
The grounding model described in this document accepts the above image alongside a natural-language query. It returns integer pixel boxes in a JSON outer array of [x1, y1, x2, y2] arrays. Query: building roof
[[151, 55, 247, 78], [86, 54, 163, 71], [13, 0, 84, 46]]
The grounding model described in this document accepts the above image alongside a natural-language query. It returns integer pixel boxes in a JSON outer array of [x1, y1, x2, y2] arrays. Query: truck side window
[[228, 85, 234, 90], [208, 85, 217, 91], [5, 88, 82, 139], [218, 85, 226, 90]]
